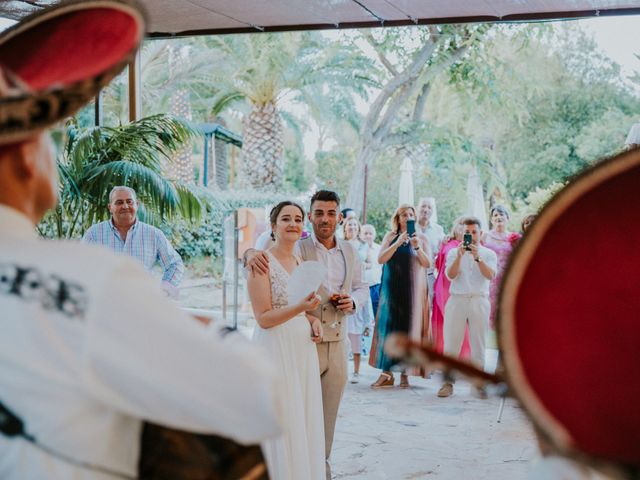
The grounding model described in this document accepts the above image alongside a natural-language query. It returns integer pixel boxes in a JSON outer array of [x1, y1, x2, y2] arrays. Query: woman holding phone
[[369, 204, 431, 388]]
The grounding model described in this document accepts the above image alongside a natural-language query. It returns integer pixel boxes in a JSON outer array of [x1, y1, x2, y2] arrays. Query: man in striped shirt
[[83, 186, 184, 297]]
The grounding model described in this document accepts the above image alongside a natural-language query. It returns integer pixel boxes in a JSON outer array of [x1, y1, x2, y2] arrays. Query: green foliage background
[[80, 22, 640, 254]]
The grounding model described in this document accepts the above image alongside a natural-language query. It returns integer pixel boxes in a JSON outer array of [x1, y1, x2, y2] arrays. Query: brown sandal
[[399, 374, 410, 389], [371, 372, 394, 388]]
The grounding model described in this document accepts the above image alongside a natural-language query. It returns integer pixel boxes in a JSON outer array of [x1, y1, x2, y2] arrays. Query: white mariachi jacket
[[0, 205, 284, 480]]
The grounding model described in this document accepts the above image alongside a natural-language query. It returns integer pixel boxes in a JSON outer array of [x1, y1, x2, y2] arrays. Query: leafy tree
[[345, 24, 491, 213], [414, 23, 640, 224]]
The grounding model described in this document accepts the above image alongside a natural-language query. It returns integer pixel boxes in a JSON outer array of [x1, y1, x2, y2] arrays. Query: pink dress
[[432, 239, 470, 357], [482, 230, 521, 328]]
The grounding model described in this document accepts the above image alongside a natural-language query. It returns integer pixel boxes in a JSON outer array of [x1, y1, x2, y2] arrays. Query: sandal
[[400, 374, 410, 389], [371, 372, 394, 388]]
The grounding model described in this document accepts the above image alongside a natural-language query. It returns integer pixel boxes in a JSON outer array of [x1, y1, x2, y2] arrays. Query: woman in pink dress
[[431, 217, 470, 357], [482, 205, 521, 328]]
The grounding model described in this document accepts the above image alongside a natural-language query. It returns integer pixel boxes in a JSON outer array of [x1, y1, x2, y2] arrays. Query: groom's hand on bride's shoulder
[[244, 248, 270, 276]]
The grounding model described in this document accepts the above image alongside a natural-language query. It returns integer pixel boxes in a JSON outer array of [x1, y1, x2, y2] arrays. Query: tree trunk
[[240, 101, 284, 191], [346, 143, 378, 214], [346, 26, 476, 214], [167, 87, 193, 184], [214, 137, 228, 189]]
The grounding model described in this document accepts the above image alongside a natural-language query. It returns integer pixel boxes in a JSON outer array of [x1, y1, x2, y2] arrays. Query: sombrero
[[0, 0, 145, 145], [499, 147, 640, 470]]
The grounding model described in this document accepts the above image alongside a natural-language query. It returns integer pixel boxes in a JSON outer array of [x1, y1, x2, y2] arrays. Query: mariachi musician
[[0, 1, 282, 479]]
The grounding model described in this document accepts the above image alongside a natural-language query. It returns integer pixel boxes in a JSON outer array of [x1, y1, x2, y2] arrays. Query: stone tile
[[332, 362, 537, 479]]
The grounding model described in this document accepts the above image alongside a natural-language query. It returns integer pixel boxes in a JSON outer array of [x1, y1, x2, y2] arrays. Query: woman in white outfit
[[248, 201, 326, 480], [342, 217, 374, 383]]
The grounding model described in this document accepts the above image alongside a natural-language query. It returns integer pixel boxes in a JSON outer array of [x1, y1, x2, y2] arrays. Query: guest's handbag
[[138, 422, 269, 480]]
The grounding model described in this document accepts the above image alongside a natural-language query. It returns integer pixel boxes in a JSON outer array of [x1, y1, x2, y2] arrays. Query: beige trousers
[[443, 294, 490, 369], [317, 340, 348, 480]]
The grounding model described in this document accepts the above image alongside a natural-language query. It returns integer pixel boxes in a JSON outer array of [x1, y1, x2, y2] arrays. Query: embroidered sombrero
[[499, 147, 640, 469], [0, 0, 145, 145]]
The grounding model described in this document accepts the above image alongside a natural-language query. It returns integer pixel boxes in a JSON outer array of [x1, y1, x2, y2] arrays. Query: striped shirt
[[82, 219, 184, 292]]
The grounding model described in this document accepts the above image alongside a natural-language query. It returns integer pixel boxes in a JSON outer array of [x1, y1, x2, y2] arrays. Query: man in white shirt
[[438, 216, 496, 398], [0, 3, 282, 479], [417, 197, 445, 303]]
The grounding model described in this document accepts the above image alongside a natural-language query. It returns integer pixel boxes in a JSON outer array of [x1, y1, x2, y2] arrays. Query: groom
[[247, 190, 369, 479]]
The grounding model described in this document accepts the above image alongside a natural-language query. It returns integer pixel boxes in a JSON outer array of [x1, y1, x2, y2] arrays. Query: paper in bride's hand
[[287, 261, 326, 305]]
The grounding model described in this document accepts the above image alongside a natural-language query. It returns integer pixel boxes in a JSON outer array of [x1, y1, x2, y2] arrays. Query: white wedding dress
[[252, 251, 325, 480]]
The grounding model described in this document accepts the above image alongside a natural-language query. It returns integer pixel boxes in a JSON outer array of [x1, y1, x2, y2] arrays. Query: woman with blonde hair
[[369, 204, 431, 388]]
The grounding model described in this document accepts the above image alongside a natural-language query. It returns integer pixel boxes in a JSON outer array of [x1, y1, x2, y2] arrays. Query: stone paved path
[[180, 275, 538, 479], [331, 361, 537, 479]]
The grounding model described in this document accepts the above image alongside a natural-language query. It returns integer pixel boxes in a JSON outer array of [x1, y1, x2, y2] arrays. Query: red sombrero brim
[[499, 148, 640, 466], [0, 0, 145, 144]]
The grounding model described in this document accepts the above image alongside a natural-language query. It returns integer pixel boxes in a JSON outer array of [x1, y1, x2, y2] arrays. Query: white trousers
[[443, 294, 490, 369]]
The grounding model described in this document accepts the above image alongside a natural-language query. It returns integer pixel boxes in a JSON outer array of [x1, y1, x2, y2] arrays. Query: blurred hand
[[308, 315, 323, 343], [337, 293, 355, 314], [300, 291, 321, 312], [397, 231, 409, 246], [247, 250, 269, 276]]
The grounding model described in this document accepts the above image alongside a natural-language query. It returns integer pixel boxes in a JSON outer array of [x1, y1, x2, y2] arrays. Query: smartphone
[[406, 219, 416, 237], [463, 233, 472, 251]]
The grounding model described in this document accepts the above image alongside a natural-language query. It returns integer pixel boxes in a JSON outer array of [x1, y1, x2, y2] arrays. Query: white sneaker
[[350, 373, 360, 384]]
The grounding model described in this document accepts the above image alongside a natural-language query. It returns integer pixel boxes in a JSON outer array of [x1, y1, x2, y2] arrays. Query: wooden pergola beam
[[128, 50, 142, 122]]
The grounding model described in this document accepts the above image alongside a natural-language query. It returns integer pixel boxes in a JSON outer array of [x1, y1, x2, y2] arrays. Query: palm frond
[[43, 114, 207, 238]]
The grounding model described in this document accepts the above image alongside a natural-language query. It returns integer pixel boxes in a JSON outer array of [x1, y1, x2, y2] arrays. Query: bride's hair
[[269, 201, 305, 240]]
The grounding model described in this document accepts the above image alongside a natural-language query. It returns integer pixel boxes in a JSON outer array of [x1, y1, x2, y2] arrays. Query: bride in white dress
[[248, 201, 326, 480]]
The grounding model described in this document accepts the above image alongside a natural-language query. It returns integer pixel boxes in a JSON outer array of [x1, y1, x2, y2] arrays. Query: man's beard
[[314, 223, 334, 239]]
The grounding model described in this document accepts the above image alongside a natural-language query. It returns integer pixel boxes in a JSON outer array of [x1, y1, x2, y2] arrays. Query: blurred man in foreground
[[0, 2, 282, 479]]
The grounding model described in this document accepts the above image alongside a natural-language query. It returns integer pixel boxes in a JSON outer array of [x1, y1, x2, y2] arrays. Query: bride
[[248, 201, 326, 480]]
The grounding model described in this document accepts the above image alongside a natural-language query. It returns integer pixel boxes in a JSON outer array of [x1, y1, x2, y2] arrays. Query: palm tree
[[204, 32, 377, 191], [168, 87, 194, 184], [40, 114, 204, 239]]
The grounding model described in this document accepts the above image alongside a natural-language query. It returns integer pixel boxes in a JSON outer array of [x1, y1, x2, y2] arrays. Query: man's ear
[[13, 139, 41, 180], [338, 213, 344, 224]]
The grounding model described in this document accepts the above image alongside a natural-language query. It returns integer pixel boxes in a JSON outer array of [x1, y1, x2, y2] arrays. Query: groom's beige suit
[[298, 234, 369, 479]]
